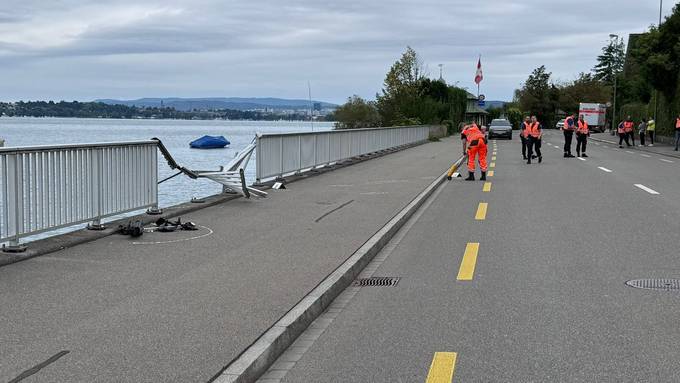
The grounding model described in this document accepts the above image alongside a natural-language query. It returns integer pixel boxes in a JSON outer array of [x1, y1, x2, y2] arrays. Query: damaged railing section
[[255, 126, 430, 183], [0, 141, 159, 250]]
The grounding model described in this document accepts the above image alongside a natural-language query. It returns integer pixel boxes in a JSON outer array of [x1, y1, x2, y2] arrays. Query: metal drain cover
[[625, 279, 680, 291], [352, 277, 400, 287]]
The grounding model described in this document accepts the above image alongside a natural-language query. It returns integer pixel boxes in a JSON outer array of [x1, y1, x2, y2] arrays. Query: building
[[465, 91, 489, 126]]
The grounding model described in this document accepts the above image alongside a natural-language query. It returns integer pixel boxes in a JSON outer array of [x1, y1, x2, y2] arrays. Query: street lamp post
[[654, 0, 663, 122], [610, 34, 619, 135]]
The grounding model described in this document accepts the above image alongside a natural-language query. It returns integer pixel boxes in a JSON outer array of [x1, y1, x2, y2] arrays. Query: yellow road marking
[[488, 170, 494, 177], [489, 162, 496, 168], [492, 156, 497, 161], [457, 243, 479, 281], [475, 202, 488, 220], [426, 352, 457, 383], [483, 182, 492, 192]]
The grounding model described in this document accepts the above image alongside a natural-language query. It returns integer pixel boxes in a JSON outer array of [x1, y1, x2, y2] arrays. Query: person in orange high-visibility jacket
[[618, 116, 633, 148], [461, 123, 488, 181], [562, 114, 576, 158], [525, 116, 542, 164], [575, 114, 589, 157], [520, 116, 531, 160]]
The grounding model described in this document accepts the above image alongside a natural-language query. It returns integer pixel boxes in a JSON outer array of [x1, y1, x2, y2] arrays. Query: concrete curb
[[0, 140, 431, 268], [209, 169, 448, 383], [589, 135, 680, 160]]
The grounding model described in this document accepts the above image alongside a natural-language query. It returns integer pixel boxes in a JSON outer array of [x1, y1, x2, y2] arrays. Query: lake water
[[0, 117, 333, 242]]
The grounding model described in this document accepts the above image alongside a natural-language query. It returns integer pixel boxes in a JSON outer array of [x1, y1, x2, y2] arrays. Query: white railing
[[0, 141, 158, 249], [255, 126, 430, 182]]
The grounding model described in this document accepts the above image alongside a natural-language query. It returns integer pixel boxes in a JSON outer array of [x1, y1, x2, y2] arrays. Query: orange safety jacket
[[526, 122, 541, 138], [577, 120, 589, 134], [563, 116, 575, 131], [623, 121, 634, 133], [462, 125, 485, 146], [676, 118, 680, 129], [522, 121, 531, 138]]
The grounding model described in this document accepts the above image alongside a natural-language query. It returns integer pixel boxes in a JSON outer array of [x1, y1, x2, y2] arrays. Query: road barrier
[[0, 141, 158, 250], [255, 126, 431, 182]]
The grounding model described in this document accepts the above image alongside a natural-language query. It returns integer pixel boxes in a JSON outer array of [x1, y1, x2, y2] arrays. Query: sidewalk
[[589, 132, 680, 159], [0, 137, 458, 383]]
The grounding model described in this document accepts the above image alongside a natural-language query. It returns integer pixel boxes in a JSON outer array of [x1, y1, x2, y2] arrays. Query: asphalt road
[[267, 130, 680, 382]]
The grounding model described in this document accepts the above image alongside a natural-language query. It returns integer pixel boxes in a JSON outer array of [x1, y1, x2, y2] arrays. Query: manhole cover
[[625, 279, 680, 291], [352, 277, 400, 287]]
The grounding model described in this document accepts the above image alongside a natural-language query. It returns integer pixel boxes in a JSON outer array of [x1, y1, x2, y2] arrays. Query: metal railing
[[0, 141, 158, 248], [255, 126, 430, 182]]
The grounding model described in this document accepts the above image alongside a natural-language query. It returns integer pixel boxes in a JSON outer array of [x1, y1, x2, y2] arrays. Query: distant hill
[[96, 97, 338, 111], [480, 100, 507, 110]]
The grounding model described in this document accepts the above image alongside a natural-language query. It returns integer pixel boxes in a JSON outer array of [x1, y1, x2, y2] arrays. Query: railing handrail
[[0, 140, 158, 154], [255, 124, 439, 138]]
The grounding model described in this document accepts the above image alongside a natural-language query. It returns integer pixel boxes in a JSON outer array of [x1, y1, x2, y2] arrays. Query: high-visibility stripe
[[426, 352, 458, 383]]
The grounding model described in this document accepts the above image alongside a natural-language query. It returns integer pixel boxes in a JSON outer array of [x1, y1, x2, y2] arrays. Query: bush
[[333, 95, 381, 129]]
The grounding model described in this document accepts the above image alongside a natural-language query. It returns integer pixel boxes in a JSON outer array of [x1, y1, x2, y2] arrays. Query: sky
[[0, 0, 674, 104]]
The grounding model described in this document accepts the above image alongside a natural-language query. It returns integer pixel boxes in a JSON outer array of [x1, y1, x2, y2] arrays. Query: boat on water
[[189, 135, 230, 149]]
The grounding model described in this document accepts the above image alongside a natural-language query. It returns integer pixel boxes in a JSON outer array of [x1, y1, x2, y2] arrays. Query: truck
[[578, 103, 607, 132]]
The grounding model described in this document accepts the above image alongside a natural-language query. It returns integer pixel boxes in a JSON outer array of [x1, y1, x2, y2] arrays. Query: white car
[[555, 119, 565, 130]]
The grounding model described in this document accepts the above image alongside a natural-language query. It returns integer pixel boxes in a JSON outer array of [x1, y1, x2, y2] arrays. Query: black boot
[[538, 156, 542, 163], [577, 151, 580, 157], [582, 153, 588, 158], [563, 153, 568, 158], [527, 158, 531, 164], [465, 172, 475, 181], [480, 171, 487, 181]]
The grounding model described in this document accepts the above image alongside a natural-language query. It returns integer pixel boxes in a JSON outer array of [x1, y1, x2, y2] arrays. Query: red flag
[[474, 57, 483, 84]]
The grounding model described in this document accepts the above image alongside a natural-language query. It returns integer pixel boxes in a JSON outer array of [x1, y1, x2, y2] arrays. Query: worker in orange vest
[[461, 122, 488, 181], [562, 114, 576, 158], [575, 114, 589, 157], [520, 116, 530, 160], [525, 115, 542, 164], [618, 115, 634, 148], [674, 115, 680, 151]]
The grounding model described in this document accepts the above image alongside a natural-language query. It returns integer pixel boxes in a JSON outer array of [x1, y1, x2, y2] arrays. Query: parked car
[[488, 119, 512, 139], [555, 119, 565, 130]]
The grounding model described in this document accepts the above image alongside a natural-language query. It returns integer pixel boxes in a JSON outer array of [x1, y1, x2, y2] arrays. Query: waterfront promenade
[[0, 137, 456, 382]]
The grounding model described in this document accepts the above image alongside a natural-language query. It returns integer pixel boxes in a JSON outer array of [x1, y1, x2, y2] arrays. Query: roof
[[466, 103, 489, 115]]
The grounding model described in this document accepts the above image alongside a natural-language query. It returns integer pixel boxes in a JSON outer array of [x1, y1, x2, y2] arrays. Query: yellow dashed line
[[457, 243, 479, 281], [483, 182, 492, 192], [425, 352, 458, 383], [491, 156, 497, 161], [489, 162, 496, 168], [488, 170, 494, 177], [475, 202, 488, 220]]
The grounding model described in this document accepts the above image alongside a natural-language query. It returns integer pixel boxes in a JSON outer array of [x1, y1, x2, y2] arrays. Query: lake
[[0, 117, 333, 242]]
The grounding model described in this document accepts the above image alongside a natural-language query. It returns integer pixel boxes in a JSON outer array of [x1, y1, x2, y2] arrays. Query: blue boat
[[189, 135, 230, 149]]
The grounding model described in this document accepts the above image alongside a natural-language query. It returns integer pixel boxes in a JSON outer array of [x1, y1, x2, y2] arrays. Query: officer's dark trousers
[[527, 136, 541, 159], [520, 136, 527, 158], [576, 133, 587, 154], [563, 130, 573, 154], [619, 133, 630, 146]]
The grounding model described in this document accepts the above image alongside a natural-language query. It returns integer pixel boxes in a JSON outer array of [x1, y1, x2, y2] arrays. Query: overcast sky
[[0, 0, 673, 103]]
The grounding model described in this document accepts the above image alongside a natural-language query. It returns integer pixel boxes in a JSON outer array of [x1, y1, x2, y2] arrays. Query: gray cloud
[[0, 0, 673, 103]]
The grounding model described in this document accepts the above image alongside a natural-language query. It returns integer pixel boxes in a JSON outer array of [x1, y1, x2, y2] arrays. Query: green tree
[[332, 95, 381, 129], [558, 72, 611, 113], [593, 36, 626, 84], [516, 65, 560, 126], [376, 46, 425, 125]]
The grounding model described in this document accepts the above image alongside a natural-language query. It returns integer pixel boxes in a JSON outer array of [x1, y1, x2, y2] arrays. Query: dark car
[[488, 119, 513, 139]]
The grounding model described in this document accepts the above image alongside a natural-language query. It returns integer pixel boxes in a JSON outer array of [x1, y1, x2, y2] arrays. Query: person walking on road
[[562, 114, 576, 158], [675, 115, 680, 151], [618, 116, 633, 148], [647, 117, 655, 146], [638, 119, 647, 147], [520, 116, 530, 160], [526, 116, 543, 164], [576, 114, 589, 157], [461, 122, 488, 181]]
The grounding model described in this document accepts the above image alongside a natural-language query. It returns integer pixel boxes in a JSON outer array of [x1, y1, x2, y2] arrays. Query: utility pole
[[654, 0, 663, 122], [610, 34, 619, 135], [438, 64, 443, 81]]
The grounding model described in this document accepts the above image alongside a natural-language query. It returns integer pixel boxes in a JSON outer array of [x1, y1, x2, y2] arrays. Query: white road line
[[577, 157, 586, 161], [640, 154, 651, 158], [634, 184, 660, 195], [553, 145, 560, 149], [598, 167, 612, 173], [660, 158, 674, 163], [626, 150, 634, 154]]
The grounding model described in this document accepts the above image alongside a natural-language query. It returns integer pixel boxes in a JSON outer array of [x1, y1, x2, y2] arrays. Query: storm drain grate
[[625, 279, 680, 291], [352, 277, 400, 287]]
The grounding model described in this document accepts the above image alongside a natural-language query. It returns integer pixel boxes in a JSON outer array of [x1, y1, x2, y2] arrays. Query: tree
[[376, 46, 425, 126], [515, 66, 560, 126], [332, 96, 381, 130], [593, 36, 626, 84], [558, 72, 611, 114]]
